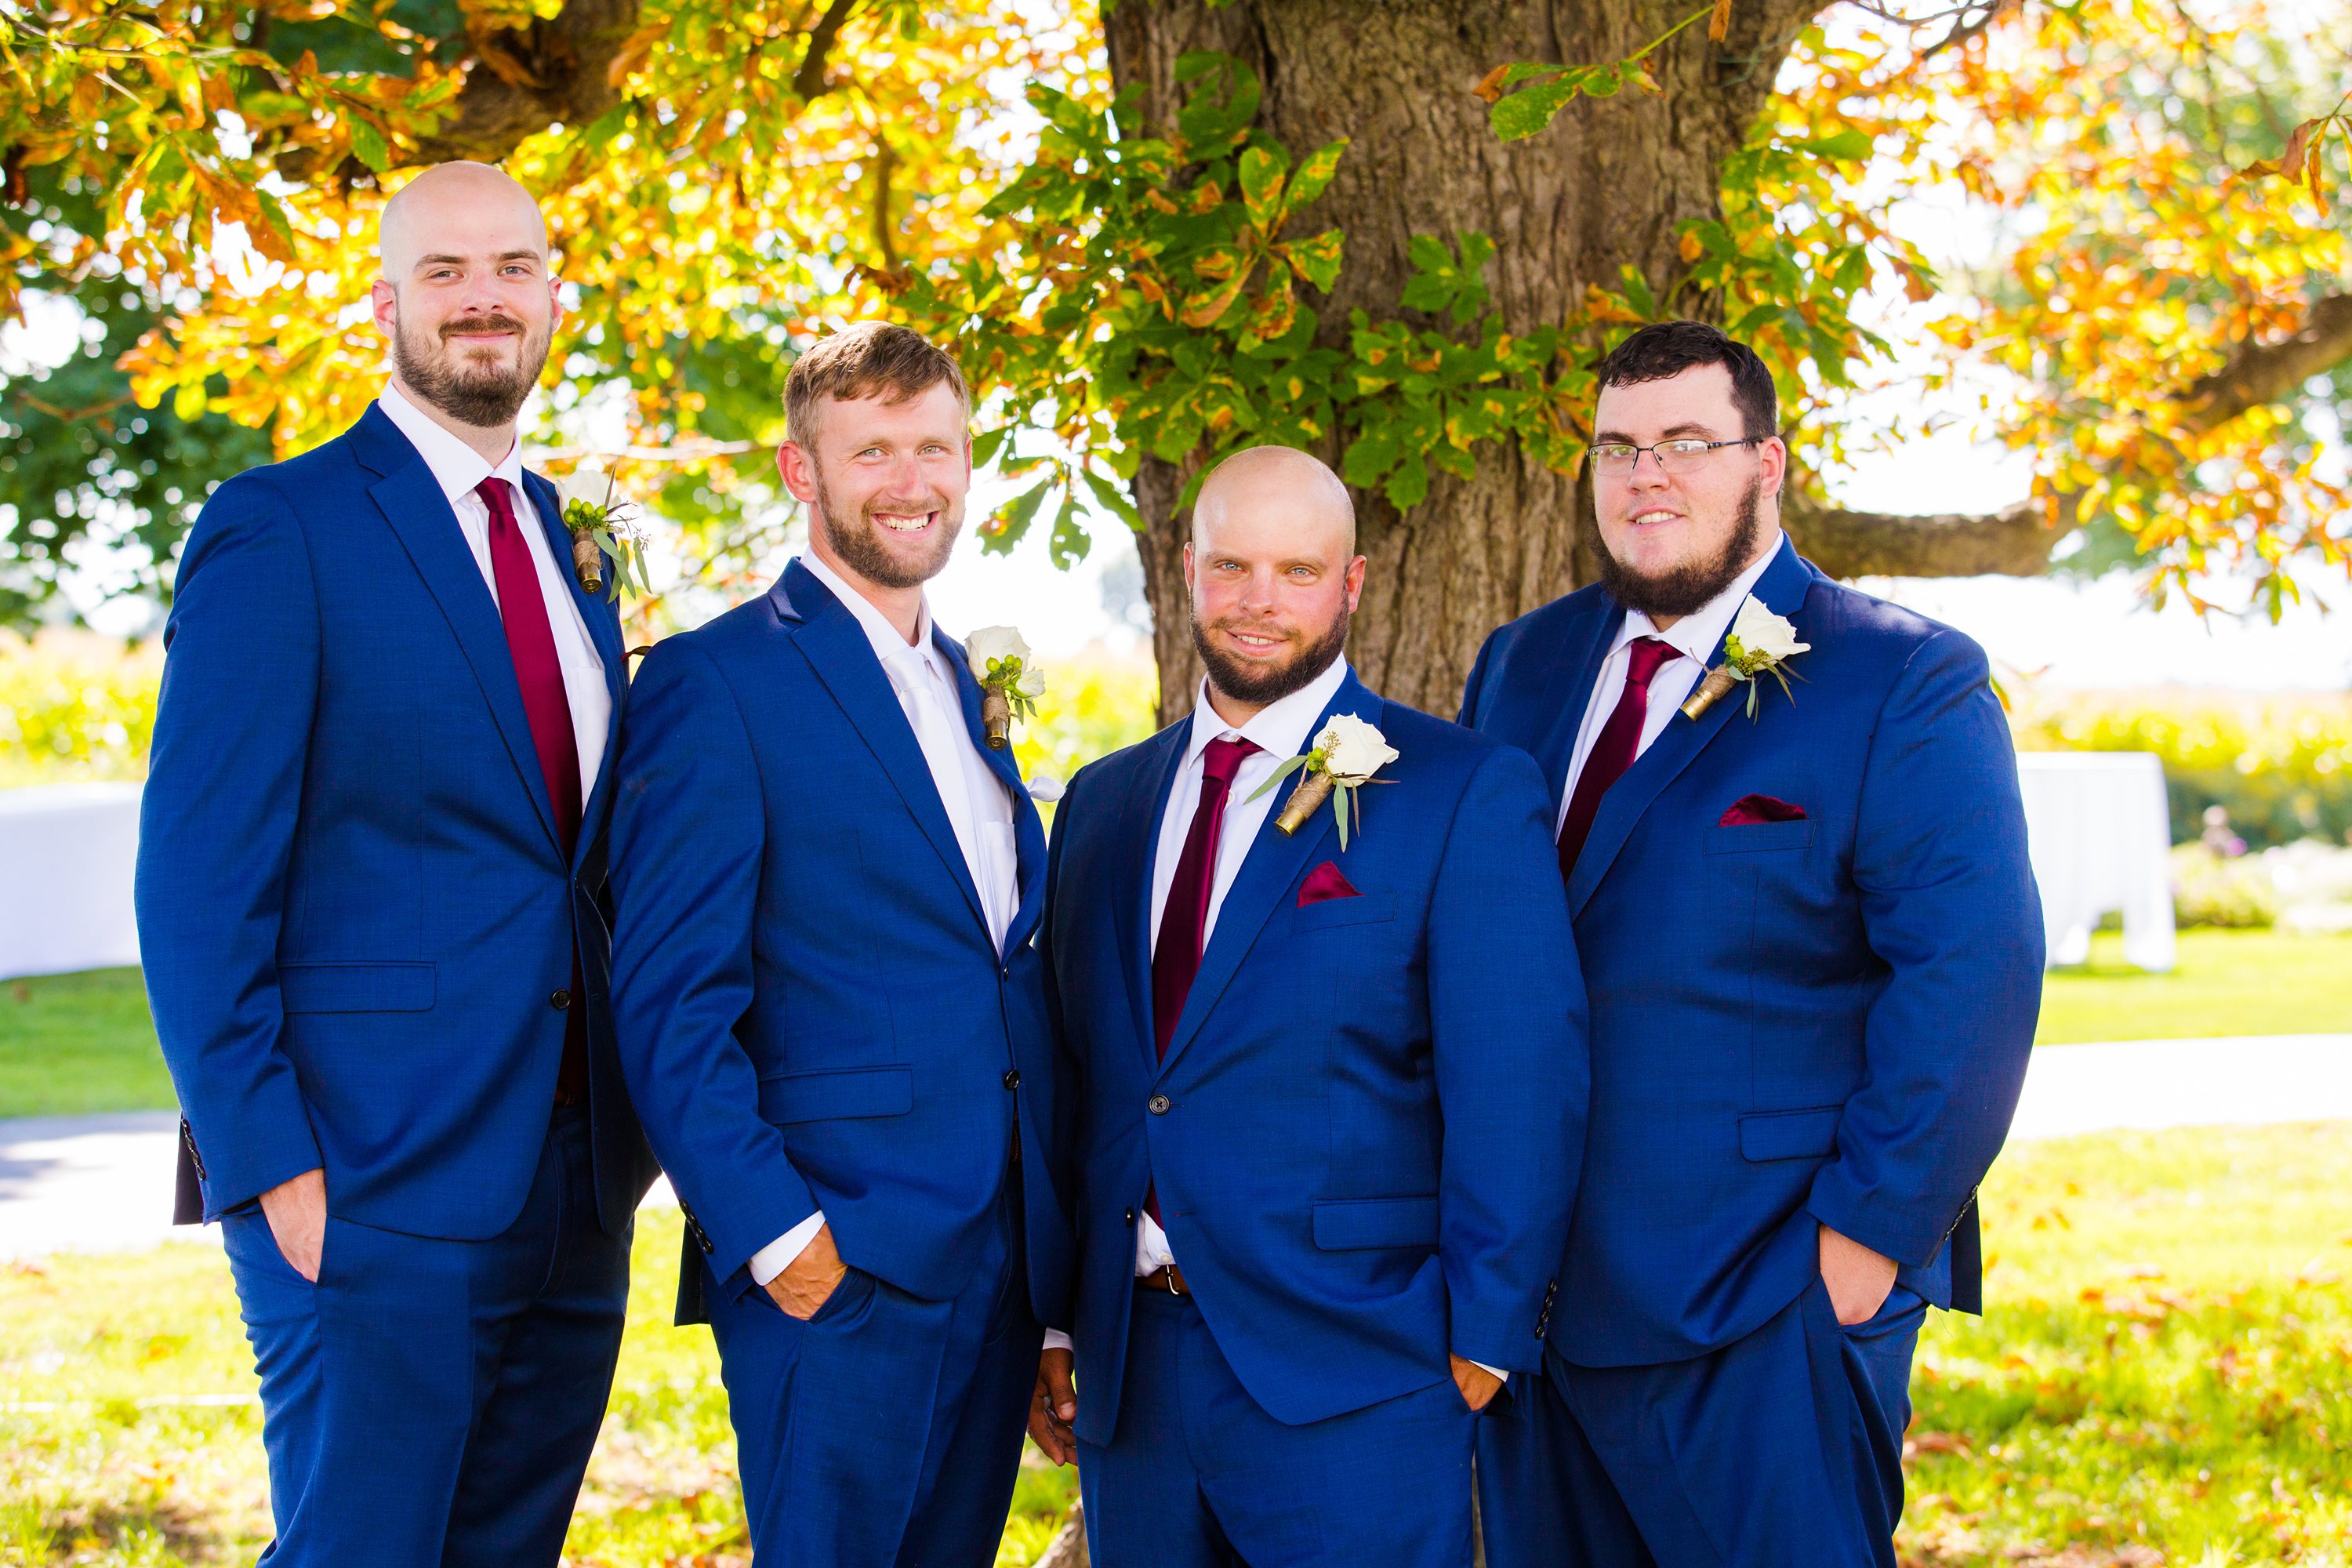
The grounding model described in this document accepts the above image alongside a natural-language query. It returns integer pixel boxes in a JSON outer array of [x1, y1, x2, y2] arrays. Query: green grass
[[0, 970, 172, 1121], [0, 1207, 1078, 1566], [2037, 928, 2352, 1045]]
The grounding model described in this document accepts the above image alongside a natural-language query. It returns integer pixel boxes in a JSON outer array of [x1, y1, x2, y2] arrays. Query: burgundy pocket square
[[1720, 794, 1807, 826], [1297, 862, 1361, 906]]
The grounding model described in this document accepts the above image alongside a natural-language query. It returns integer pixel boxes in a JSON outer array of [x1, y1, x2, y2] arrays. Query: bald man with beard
[[137, 162, 656, 1566], [1029, 446, 1589, 1566]]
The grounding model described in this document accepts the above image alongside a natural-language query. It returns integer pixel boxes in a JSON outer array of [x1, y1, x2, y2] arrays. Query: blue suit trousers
[[221, 1105, 630, 1567], [1080, 1289, 1479, 1568], [706, 1157, 1042, 1568], [1477, 1280, 1925, 1568]]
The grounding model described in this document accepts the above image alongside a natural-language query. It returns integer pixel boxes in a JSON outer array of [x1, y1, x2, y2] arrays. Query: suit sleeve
[[1805, 630, 2045, 1267], [1428, 744, 1590, 1372], [1456, 629, 1497, 728], [135, 474, 325, 1217], [1037, 764, 1090, 1340], [606, 638, 818, 1297]]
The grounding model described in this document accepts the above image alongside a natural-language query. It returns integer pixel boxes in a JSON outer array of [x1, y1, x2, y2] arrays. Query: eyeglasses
[[1588, 437, 1759, 477]]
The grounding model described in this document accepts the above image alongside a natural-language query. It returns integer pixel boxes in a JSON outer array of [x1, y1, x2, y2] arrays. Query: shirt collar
[[1613, 529, 1791, 666], [1184, 653, 1350, 768], [797, 551, 936, 670], [376, 380, 525, 512]]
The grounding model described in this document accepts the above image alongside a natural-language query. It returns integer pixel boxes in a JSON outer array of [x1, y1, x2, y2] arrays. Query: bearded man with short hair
[[605, 321, 1076, 1566], [1461, 320, 2045, 1567], [1033, 445, 1587, 1566], [136, 160, 657, 1566]]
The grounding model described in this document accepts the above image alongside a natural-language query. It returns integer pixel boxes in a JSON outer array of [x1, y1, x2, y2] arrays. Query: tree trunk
[[1105, 0, 1828, 724]]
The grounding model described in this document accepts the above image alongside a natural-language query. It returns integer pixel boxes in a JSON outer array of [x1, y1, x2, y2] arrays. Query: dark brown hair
[[784, 321, 969, 447], [1592, 320, 1778, 442]]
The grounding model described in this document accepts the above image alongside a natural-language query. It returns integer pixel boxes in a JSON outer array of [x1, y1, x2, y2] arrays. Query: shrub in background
[[2013, 691, 2352, 851], [2169, 843, 2281, 929], [0, 631, 161, 788], [1011, 652, 1161, 811]]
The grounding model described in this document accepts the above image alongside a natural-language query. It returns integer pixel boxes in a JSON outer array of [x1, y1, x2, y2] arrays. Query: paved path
[[5, 1035, 2350, 1260]]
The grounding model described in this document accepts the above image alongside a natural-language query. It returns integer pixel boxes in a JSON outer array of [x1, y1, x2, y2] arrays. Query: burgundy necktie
[[1145, 735, 1258, 1225], [478, 477, 588, 1105], [1555, 636, 1679, 880]]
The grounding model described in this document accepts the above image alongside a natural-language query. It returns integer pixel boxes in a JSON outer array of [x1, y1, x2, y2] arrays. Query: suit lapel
[[939, 626, 1049, 956], [1529, 597, 1625, 810], [1566, 537, 1817, 917], [351, 406, 561, 855], [1157, 673, 1377, 1078], [524, 469, 627, 877], [781, 563, 992, 942], [1116, 725, 1191, 1073]]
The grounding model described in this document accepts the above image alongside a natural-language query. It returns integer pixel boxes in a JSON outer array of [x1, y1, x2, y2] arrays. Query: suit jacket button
[[1123, 1208, 1136, 1226], [550, 989, 572, 1011], [1003, 1069, 1022, 1090], [1148, 1094, 1171, 1115]]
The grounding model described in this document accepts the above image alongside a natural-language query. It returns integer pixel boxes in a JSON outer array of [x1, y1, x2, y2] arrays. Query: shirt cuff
[[1042, 1328, 1073, 1353], [748, 1210, 826, 1287], [1470, 1359, 1509, 1383]]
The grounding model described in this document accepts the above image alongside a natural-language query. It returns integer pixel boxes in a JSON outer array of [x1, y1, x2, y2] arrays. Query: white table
[[2016, 751, 2175, 971], [0, 782, 143, 979]]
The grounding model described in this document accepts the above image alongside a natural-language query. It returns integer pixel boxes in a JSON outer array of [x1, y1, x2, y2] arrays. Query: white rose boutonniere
[[966, 626, 1043, 749], [552, 462, 652, 601], [1681, 597, 1810, 721], [1244, 712, 1399, 849]]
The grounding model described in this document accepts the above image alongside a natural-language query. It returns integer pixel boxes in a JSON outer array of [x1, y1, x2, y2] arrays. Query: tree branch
[[1783, 494, 2058, 579], [793, 0, 862, 101], [2176, 291, 2352, 431], [410, 0, 641, 166]]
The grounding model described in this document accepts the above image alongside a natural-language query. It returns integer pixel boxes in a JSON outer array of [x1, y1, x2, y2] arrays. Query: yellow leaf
[[1708, 0, 1733, 43]]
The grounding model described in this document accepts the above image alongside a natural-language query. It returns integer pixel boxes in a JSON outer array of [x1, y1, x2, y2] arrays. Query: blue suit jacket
[[1044, 670, 1588, 1439], [137, 404, 657, 1240], [604, 560, 1074, 1327], [1459, 537, 2043, 1367]]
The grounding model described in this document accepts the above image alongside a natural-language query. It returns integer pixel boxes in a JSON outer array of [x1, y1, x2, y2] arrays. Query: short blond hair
[[785, 322, 969, 446]]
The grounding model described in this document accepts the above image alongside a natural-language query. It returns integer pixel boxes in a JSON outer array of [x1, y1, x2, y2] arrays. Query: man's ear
[[1342, 554, 1367, 612], [369, 278, 398, 339], [1757, 435, 1787, 499], [1181, 540, 1196, 592], [777, 441, 818, 505]]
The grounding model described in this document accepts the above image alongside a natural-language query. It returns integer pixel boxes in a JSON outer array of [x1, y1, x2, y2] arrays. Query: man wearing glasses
[[1461, 321, 2043, 1566]]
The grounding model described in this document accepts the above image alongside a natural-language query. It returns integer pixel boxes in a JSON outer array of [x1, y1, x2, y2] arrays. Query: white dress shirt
[[1557, 532, 1789, 833], [375, 383, 610, 803], [748, 551, 1021, 1288]]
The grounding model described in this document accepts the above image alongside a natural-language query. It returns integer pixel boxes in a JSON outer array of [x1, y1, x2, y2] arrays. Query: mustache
[[440, 314, 530, 342]]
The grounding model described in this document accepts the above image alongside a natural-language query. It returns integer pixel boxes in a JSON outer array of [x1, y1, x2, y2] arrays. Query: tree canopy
[[2, 0, 2347, 670]]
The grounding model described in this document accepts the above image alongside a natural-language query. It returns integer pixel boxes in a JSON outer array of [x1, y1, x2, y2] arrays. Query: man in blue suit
[[605, 322, 1073, 1566], [136, 162, 657, 1566], [1033, 446, 1586, 1566], [1463, 321, 2044, 1567]]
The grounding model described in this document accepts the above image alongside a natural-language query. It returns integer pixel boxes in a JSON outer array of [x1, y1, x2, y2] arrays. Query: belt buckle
[[1162, 1268, 1181, 1296]]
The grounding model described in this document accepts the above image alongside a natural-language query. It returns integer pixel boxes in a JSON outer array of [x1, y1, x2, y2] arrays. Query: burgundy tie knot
[[1624, 635, 1679, 691], [1200, 735, 1261, 790]]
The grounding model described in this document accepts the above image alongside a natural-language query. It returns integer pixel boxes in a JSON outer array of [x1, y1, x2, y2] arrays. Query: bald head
[[1192, 445, 1356, 557], [379, 162, 547, 281], [1184, 445, 1367, 721]]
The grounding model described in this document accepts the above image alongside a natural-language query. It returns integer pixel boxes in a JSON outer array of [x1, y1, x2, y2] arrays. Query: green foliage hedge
[[0, 632, 158, 788], [2013, 693, 2352, 850]]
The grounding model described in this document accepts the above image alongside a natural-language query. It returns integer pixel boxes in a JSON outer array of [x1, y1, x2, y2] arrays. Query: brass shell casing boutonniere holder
[[966, 626, 1045, 750], [1682, 597, 1809, 722], [552, 464, 652, 601], [1247, 713, 1399, 850]]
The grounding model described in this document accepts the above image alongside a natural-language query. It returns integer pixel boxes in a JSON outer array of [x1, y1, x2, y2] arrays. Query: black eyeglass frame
[[1588, 436, 1763, 474]]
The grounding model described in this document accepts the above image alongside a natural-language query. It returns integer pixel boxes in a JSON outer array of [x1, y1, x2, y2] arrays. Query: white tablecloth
[[2016, 751, 2175, 971], [0, 782, 143, 979]]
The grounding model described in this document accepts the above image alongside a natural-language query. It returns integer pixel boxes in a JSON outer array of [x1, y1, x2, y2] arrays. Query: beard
[[1594, 474, 1765, 622], [1190, 599, 1350, 709], [812, 472, 964, 590], [391, 306, 550, 429]]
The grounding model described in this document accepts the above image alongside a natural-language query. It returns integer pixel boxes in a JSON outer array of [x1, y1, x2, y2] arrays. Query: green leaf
[[983, 477, 1053, 555], [1239, 146, 1287, 234], [1047, 491, 1090, 569], [172, 382, 208, 422], [1082, 467, 1144, 531], [346, 114, 391, 173], [1283, 140, 1349, 212], [1342, 423, 1402, 487], [1333, 782, 1350, 851], [1384, 452, 1429, 510], [1279, 229, 1345, 293]]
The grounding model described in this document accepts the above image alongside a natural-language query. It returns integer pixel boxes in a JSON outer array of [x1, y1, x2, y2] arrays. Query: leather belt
[[1137, 1265, 1190, 1296]]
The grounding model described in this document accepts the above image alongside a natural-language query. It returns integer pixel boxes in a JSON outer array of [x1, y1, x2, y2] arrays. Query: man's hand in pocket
[[260, 1168, 327, 1283], [767, 1223, 849, 1320]]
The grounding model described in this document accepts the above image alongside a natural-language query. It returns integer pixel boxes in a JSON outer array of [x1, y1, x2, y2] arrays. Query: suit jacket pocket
[[1703, 820, 1814, 855], [1290, 893, 1399, 932], [1737, 1105, 1842, 1162], [1312, 1194, 1440, 1250], [279, 961, 436, 1014], [757, 1065, 915, 1125]]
